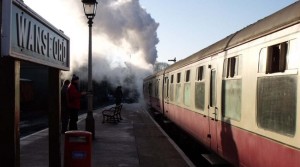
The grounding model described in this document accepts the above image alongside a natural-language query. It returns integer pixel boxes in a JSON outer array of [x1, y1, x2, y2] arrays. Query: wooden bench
[[102, 104, 123, 123]]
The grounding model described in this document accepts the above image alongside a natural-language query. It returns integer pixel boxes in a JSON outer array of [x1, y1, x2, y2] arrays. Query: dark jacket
[[114, 87, 123, 105], [61, 84, 69, 111]]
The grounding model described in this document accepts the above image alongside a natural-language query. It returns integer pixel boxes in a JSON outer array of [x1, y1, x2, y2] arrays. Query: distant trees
[[154, 62, 169, 72]]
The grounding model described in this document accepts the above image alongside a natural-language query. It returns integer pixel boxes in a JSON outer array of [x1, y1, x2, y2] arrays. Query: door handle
[[214, 107, 218, 121]]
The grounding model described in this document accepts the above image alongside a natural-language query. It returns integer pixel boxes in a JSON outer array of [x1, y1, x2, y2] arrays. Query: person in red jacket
[[67, 74, 86, 130]]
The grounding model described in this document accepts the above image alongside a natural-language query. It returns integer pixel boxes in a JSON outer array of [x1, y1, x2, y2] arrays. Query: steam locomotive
[[143, 2, 300, 167]]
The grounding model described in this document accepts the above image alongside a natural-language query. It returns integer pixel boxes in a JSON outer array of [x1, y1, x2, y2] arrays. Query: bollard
[[64, 131, 92, 167]]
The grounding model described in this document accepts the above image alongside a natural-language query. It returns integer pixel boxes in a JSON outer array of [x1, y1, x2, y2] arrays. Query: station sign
[[1, 0, 70, 70]]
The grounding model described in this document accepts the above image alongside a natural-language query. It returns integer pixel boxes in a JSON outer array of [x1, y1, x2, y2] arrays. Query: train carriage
[[143, 70, 164, 112], [143, 2, 300, 167]]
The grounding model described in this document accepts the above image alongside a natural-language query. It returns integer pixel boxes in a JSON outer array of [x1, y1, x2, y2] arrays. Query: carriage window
[[170, 75, 174, 101], [184, 83, 191, 106], [185, 70, 190, 82], [175, 84, 181, 103], [170, 84, 174, 102], [222, 79, 242, 121], [195, 82, 205, 111], [177, 73, 181, 83], [224, 56, 240, 78], [176, 73, 182, 103], [287, 39, 299, 69], [266, 42, 288, 74], [195, 65, 205, 110], [164, 77, 169, 98], [155, 79, 159, 97], [222, 56, 242, 120], [210, 70, 216, 107], [258, 48, 267, 73], [257, 75, 296, 136], [184, 70, 191, 106], [197, 66, 205, 81], [259, 41, 295, 73]]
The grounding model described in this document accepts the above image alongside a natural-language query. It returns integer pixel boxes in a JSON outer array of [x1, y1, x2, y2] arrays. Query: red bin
[[64, 131, 92, 167]]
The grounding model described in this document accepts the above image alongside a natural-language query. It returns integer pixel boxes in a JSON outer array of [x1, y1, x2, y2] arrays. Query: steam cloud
[[95, 0, 159, 65], [66, 0, 159, 100], [25, 0, 159, 101]]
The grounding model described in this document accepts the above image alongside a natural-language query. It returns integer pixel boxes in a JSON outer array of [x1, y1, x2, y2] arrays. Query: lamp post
[[81, 0, 98, 139]]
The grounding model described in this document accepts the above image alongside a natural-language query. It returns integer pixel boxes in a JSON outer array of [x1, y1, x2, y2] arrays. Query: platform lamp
[[81, 0, 98, 139]]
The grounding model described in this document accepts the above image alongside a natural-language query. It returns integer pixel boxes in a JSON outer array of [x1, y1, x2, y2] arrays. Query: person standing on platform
[[61, 79, 70, 134], [114, 86, 123, 106], [67, 75, 86, 130]]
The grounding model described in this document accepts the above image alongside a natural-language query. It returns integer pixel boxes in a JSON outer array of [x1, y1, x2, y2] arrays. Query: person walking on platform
[[61, 79, 70, 134], [114, 86, 123, 106], [67, 75, 86, 130]]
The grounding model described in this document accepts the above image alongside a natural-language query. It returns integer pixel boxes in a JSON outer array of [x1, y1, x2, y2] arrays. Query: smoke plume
[[25, 0, 159, 101], [94, 0, 159, 65], [67, 0, 159, 101]]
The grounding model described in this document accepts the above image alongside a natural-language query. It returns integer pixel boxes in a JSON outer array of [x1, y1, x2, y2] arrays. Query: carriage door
[[148, 82, 153, 106], [163, 74, 170, 115], [208, 61, 219, 153]]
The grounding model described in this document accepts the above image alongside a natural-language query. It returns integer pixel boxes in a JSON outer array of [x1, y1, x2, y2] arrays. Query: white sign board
[[1, 0, 70, 70]]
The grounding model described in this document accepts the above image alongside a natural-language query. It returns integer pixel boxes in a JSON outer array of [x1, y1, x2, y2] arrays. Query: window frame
[[266, 42, 288, 74], [185, 70, 190, 82], [196, 65, 205, 81], [223, 55, 241, 79], [177, 72, 181, 83]]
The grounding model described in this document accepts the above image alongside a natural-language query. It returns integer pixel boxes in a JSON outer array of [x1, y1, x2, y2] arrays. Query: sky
[[139, 0, 297, 62], [22, 0, 297, 84], [23, 0, 297, 64]]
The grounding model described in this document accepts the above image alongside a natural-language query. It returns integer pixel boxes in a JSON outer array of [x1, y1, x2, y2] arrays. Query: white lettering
[[52, 36, 58, 59], [62, 42, 67, 62], [27, 21, 34, 51], [16, 13, 28, 48], [35, 25, 42, 54], [48, 34, 53, 58], [41, 30, 48, 56], [15, 12, 68, 64]]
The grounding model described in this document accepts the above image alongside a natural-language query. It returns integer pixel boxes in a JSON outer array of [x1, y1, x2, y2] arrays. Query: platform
[[20, 103, 194, 167]]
